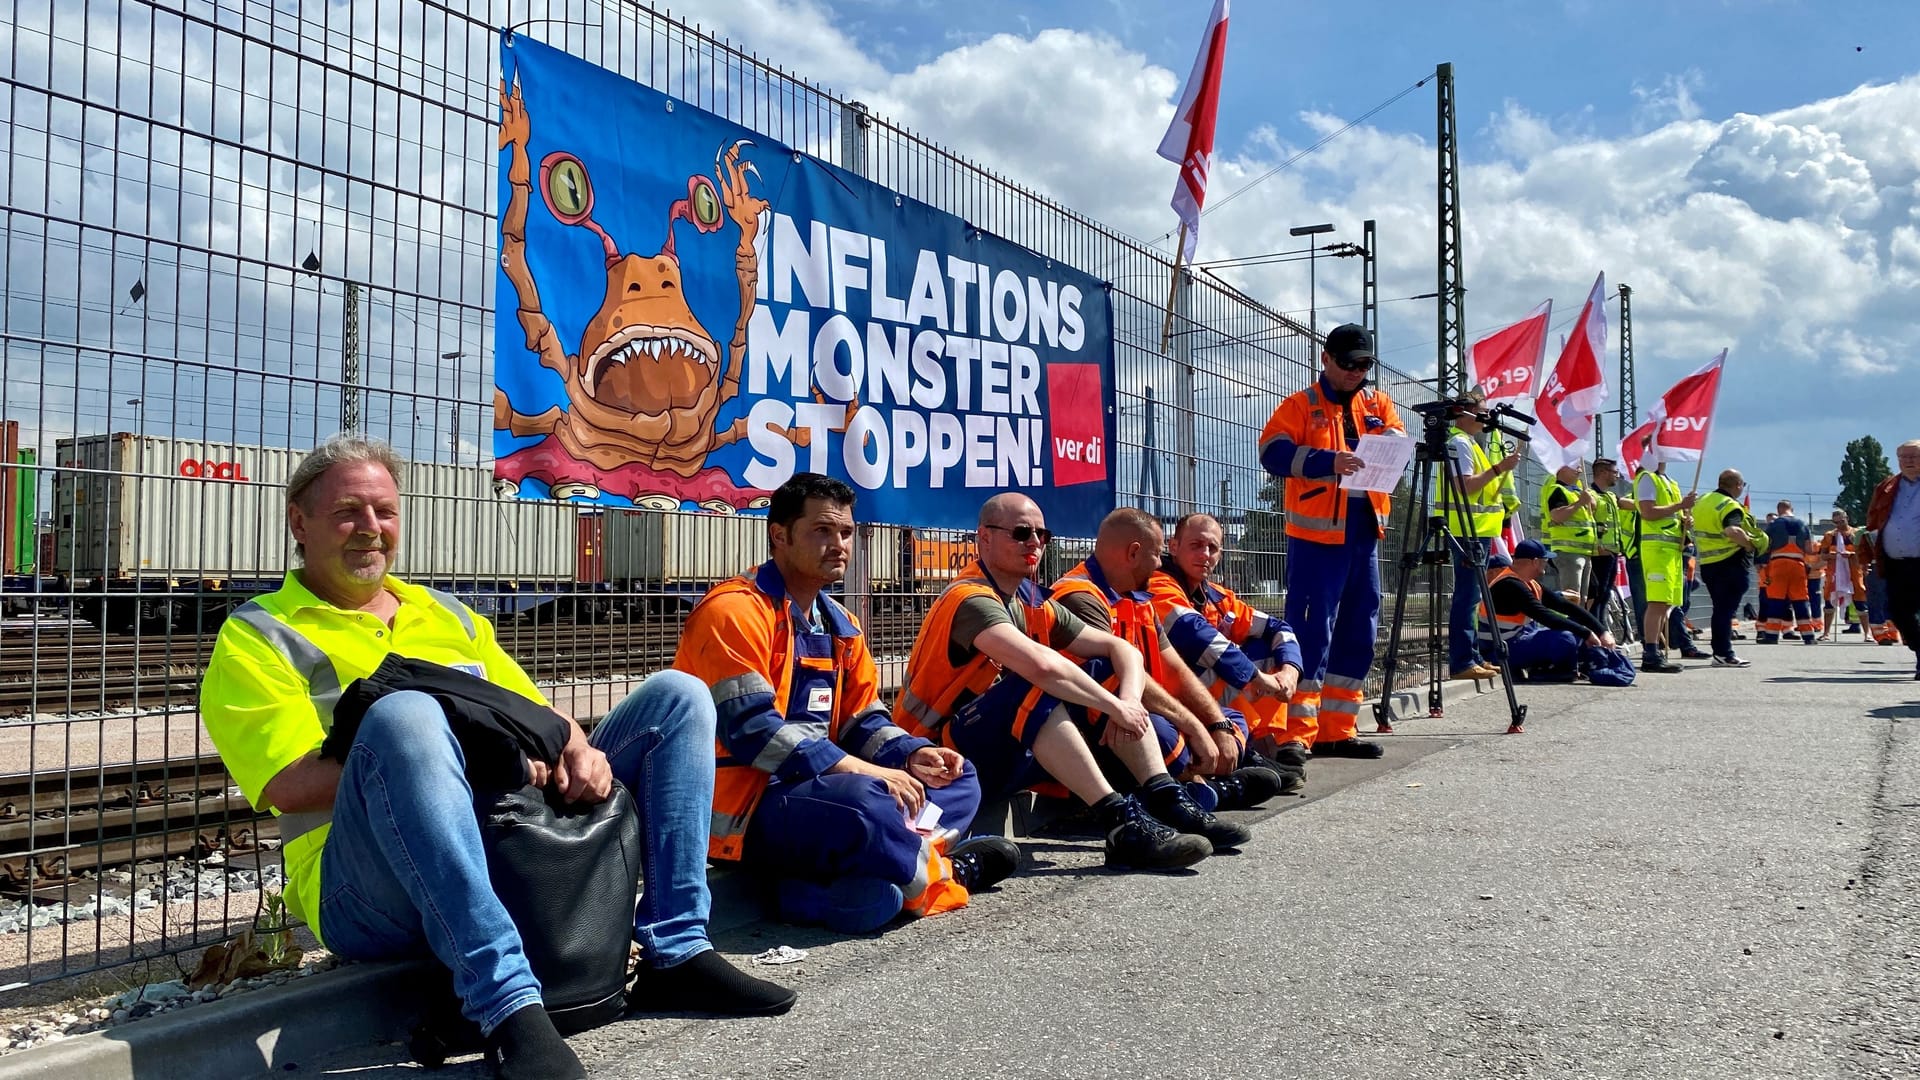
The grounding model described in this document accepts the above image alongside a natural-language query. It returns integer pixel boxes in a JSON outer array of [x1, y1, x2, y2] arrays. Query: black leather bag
[[481, 780, 644, 1035]]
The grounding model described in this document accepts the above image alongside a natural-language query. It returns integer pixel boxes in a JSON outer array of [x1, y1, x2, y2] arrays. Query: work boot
[[949, 836, 1022, 892], [1265, 739, 1312, 768], [1240, 750, 1307, 788], [1096, 793, 1212, 871], [1678, 646, 1710, 660], [1801, 634, 1819, 645], [1206, 766, 1295, 810], [772, 876, 903, 934], [1143, 781, 1254, 849], [487, 1003, 586, 1080], [1311, 737, 1385, 759], [627, 949, 797, 1017], [1754, 633, 1779, 645], [1640, 650, 1683, 673]]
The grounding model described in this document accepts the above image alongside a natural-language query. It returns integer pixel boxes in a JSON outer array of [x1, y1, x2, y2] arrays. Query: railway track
[[0, 755, 270, 899]]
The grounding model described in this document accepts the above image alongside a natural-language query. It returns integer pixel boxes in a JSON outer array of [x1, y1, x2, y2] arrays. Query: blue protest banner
[[494, 33, 1116, 534]]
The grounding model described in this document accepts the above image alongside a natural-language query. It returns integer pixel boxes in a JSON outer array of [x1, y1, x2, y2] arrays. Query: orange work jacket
[[1258, 378, 1404, 543]]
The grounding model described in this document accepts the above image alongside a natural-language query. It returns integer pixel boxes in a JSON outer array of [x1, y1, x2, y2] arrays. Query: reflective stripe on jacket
[[1258, 379, 1404, 543], [1051, 559, 1168, 684], [1145, 566, 1301, 702]]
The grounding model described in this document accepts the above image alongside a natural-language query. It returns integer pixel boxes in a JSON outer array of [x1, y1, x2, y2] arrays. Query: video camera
[[1410, 394, 1535, 444]]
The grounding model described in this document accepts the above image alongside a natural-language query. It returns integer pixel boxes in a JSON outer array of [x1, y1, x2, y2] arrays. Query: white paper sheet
[[1340, 433, 1416, 494]]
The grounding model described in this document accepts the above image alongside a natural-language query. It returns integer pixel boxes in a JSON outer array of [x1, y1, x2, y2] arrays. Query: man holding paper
[[674, 474, 1020, 933], [1258, 324, 1408, 759]]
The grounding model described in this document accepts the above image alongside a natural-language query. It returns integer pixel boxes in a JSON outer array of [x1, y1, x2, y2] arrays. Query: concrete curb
[[0, 684, 1470, 1080]]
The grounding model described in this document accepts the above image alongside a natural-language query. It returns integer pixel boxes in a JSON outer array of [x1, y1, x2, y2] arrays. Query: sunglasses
[[1331, 354, 1375, 373], [983, 523, 1054, 546]]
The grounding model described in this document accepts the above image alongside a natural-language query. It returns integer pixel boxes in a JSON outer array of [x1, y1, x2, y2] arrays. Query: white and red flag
[[1529, 273, 1610, 472], [1619, 418, 1657, 478], [1469, 300, 1552, 403], [1644, 350, 1727, 466], [1156, 0, 1229, 262]]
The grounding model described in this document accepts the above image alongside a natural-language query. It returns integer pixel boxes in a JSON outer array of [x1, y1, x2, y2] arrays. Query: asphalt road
[[302, 640, 1920, 1079]]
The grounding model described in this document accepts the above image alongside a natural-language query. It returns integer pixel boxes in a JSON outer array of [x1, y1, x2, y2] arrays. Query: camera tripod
[[1372, 418, 1528, 735]]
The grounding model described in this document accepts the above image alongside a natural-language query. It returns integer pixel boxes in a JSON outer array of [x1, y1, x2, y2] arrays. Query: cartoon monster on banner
[[493, 35, 1117, 533]]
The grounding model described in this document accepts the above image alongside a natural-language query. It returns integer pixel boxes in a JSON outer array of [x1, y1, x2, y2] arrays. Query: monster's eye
[[690, 176, 721, 227], [540, 153, 595, 224]]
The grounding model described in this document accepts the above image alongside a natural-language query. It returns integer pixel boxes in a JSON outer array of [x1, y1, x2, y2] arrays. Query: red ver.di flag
[[1529, 273, 1609, 472], [1156, 0, 1229, 261], [492, 34, 1116, 533], [1469, 300, 1551, 402], [1645, 351, 1727, 465], [1620, 418, 1656, 478]]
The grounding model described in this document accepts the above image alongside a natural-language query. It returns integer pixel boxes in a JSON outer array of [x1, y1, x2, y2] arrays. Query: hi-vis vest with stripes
[[898, 564, 1058, 738], [1635, 470, 1685, 550], [1692, 491, 1746, 566], [1260, 382, 1399, 543], [1436, 427, 1504, 540], [225, 587, 478, 848], [1539, 479, 1598, 556], [1051, 560, 1168, 682], [1476, 566, 1537, 642]]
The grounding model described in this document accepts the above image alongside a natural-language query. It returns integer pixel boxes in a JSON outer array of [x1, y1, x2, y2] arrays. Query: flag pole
[[1159, 222, 1190, 356]]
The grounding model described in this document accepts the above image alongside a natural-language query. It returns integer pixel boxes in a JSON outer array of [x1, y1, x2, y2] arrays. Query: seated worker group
[[1478, 539, 1628, 681], [1147, 513, 1310, 774], [898, 492, 1261, 872], [1050, 508, 1298, 808], [199, 436, 794, 1080], [670, 474, 1020, 933]]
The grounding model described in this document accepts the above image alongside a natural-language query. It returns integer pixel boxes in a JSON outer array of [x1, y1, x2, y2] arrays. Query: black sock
[[488, 1004, 584, 1080], [1091, 791, 1130, 828], [630, 949, 796, 1016]]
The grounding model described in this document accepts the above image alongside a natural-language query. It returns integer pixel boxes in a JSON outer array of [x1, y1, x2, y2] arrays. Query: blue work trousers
[[742, 766, 982, 887], [1448, 538, 1490, 673], [318, 671, 718, 1035], [1284, 509, 1382, 743], [1504, 624, 1581, 674]]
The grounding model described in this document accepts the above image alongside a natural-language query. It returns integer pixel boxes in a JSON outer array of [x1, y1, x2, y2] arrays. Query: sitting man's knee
[[356, 690, 455, 749]]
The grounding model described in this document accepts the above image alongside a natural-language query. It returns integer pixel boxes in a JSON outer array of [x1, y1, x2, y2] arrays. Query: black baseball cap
[[1323, 323, 1374, 363]]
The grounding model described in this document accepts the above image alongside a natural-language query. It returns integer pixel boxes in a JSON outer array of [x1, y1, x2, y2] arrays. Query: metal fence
[[0, 0, 1471, 988]]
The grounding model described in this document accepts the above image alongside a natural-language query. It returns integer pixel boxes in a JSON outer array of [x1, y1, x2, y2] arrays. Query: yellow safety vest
[[1436, 428, 1504, 540], [1539, 480, 1598, 556], [1692, 491, 1748, 565], [1635, 470, 1685, 554]]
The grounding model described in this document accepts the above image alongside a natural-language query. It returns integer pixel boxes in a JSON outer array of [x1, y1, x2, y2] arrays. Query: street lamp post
[[1288, 223, 1335, 340]]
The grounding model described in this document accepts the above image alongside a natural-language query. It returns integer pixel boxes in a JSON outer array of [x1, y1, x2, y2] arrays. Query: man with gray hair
[[1865, 438, 1920, 679], [200, 435, 794, 1080]]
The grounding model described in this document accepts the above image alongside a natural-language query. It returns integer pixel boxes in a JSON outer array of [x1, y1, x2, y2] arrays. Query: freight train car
[[49, 434, 909, 632]]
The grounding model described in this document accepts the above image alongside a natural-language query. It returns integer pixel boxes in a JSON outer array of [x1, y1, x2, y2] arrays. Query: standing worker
[[1586, 458, 1626, 634], [1540, 463, 1599, 601], [1757, 501, 1820, 645], [1691, 469, 1760, 667], [1258, 323, 1406, 759], [1632, 451, 1695, 672], [1864, 439, 1920, 679], [1488, 425, 1526, 559], [1437, 397, 1521, 681]]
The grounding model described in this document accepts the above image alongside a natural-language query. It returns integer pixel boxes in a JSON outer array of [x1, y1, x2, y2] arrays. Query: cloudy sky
[[691, 0, 1920, 504]]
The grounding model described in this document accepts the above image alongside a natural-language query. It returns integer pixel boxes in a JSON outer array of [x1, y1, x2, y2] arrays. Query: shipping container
[[53, 434, 579, 585], [601, 508, 767, 585], [13, 449, 38, 574]]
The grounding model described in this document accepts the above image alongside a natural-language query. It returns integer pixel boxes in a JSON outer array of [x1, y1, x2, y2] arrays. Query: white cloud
[[1632, 70, 1705, 128]]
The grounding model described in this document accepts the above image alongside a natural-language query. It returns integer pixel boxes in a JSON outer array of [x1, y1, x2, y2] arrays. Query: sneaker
[[772, 876, 903, 934], [1207, 766, 1295, 810], [1102, 795, 1212, 871], [1311, 737, 1386, 759], [1471, 663, 1503, 678], [1449, 665, 1489, 681], [1144, 782, 1255, 849], [1710, 654, 1752, 668], [1678, 647, 1710, 660], [949, 836, 1022, 892], [627, 949, 797, 1017], [1842, 624, 1862, 634]]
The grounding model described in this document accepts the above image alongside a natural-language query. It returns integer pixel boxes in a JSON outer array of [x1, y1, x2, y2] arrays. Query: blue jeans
[[317, 672, 718, 1035], [1449, 538, 1489, 673]]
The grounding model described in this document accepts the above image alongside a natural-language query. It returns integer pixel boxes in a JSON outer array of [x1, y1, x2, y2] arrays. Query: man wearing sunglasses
[[898, 494, 1227, 871], [1256, 323, 1407, 759]]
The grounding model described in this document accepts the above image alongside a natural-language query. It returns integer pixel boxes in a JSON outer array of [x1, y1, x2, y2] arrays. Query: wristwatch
[[1207, 720, 1236, 734]]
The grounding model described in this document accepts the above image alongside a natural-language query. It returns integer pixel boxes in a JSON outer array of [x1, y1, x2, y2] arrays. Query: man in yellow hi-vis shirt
[[200, 435, 794, 1080]]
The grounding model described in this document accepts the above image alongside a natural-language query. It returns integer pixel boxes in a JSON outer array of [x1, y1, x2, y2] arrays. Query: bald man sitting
[[1051, 509, 1294, 811], [898, 493, 1244, 871]]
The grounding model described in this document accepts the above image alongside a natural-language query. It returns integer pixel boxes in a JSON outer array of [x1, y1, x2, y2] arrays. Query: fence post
[[1172, 267, 1197, 515]]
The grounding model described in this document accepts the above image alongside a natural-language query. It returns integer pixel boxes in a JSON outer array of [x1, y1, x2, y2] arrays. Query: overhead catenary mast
[[1435, 62, 1465, 396]]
